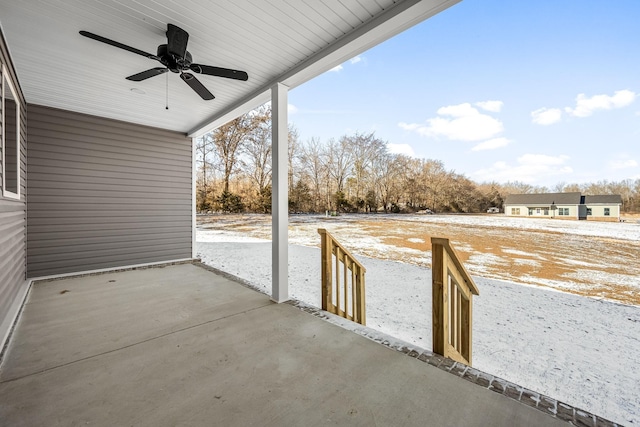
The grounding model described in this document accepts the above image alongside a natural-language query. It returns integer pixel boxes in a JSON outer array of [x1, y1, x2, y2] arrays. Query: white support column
[[191, 137, 197, 259], [271, 83, 289, 303]]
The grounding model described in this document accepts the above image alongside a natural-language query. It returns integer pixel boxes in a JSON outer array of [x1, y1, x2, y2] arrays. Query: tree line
[[196, 106, 640, 214]]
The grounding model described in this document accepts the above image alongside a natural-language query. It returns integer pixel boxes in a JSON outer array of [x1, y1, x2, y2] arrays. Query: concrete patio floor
[[0, 263, 566, 426]]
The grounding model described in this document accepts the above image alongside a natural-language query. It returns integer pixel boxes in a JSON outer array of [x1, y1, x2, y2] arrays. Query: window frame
[[2, 65, 21, 200], [604, 207, 610, 216]]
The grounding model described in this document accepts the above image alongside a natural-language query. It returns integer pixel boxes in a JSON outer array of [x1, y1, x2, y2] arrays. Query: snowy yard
[[197, 214, 640, 426]]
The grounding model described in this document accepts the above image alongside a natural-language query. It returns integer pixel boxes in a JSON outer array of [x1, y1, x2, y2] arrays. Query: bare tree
[[288, 126, 300, 194], [195, 133, 219, 211], [243, 106, 272, 211], [211, 112, 263, 194], [299, 137, 327, 212], [343, 132, 387, 211], [326, 138, 353, 193]]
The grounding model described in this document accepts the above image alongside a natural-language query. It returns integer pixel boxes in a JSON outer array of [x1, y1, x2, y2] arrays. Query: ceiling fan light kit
[[79, 23, 248, 101]]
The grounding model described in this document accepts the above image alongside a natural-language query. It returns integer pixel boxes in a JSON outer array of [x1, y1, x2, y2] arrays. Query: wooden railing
[[431, 237, 479, 365], [318, 228, 366, 325]]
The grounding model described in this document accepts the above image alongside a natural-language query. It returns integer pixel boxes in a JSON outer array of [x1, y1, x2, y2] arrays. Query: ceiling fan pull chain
[[165, 71, 169, 110]]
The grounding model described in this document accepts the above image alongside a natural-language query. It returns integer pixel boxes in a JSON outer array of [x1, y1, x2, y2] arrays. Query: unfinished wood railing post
[[318, 229, 366, 325], [431, 237, 479, 365]]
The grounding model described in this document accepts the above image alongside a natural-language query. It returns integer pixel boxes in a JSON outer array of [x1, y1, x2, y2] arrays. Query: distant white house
[[504, 192, 622, 222]]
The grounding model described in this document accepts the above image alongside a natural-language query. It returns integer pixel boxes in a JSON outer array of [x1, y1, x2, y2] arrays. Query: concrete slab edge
[[194, 262, 272, 297], [285, 299, 622, 427], [0, 279, 34, 366]]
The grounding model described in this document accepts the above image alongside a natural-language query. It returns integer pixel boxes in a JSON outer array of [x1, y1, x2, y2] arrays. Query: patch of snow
[[513, 258, 542, 267], [407, 237, 425, 244], [558, 258, 600, 268], [502, 248, 547, 260], [198, 229, 268, 243], [562, 270, 640, 290]]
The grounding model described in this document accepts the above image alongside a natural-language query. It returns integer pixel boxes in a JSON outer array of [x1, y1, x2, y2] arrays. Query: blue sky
[[288, 0, 640, 187]]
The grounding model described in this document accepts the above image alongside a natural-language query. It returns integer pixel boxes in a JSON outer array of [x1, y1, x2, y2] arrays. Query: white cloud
[[471, 137, 511, 151], [531, 107, 562, 125], [436, 103, 478, 117], [399, 102, 504, 142], [475, 100, 503, 112], [565, 89, 636, 117], [288, 104, 298, 115], [473, 154, 572, 183], [398, 122, 421, 131], [327, 55, 364, 73], [387, 143, 415, 157], [609, 158, 638, 170]]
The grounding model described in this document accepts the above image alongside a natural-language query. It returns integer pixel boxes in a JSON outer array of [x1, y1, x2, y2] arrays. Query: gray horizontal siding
[[0, 29, 27, 350], [27, 104, 193, 277]]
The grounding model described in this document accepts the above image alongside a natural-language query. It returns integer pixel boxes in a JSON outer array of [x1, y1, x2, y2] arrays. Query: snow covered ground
[[197, 216, 640, 425]]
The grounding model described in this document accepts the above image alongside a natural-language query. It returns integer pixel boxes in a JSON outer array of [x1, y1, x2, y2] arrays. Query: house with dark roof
[[504, 192, 622, 221]]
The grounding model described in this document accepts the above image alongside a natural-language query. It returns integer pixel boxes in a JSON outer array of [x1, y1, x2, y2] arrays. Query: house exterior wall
[[553, 205, 577, 219], [0, 31, 28, 351], [504, 204, 577, 219], [586, 204, 620, 222], [27, 105, 193, 277]]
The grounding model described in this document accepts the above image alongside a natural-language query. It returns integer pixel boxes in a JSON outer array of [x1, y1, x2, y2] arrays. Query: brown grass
[[198, 214, 640, 306]]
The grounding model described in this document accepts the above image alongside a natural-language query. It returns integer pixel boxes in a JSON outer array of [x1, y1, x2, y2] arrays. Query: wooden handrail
[[431, 237, 479, 365], [318, 228, 366, 325]]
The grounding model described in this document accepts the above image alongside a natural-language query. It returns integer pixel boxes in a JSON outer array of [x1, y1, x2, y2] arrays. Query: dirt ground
[[198, 214, 640, 306]]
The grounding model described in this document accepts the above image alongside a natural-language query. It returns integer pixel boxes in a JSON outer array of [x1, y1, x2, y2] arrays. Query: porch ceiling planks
[[0, 0, 459, 136]]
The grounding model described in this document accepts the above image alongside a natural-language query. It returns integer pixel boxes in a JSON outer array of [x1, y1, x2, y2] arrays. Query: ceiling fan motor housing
[[157, 44, 192, 72]]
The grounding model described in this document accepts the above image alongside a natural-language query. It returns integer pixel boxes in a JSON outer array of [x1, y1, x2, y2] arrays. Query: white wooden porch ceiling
[[0, 0, 458, 136]]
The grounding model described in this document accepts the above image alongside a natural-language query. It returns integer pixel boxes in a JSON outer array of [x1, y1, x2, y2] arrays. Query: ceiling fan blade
[[190, 64, 249, 81], [180, 73, 215, 100], [126, 68, 168, 81], [79, 30, 157, 59], [166, 24, 189, 59]]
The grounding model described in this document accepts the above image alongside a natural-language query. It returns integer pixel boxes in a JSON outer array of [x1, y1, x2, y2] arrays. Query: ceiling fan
[[79, 24, 248, 100]]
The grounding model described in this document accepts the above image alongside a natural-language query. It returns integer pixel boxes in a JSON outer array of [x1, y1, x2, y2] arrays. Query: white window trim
[[2, 64, 21, 200]]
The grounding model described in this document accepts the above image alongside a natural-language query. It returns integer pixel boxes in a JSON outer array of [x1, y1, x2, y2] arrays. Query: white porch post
[[271, 83, 289, 303], [191, 137, 197, 259]]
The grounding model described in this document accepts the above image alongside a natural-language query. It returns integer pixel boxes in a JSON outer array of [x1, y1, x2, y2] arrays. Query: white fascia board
[[188, 0, 460, 137]]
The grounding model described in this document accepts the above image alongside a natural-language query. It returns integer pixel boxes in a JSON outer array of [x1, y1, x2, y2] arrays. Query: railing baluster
[[343, 255, 348, 318], [457, 289, 463, 352], [432, 237, 479, 366], [335, 246, 341, 315], [351, 261, 356, 321], [318, 229, 366, 325]]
